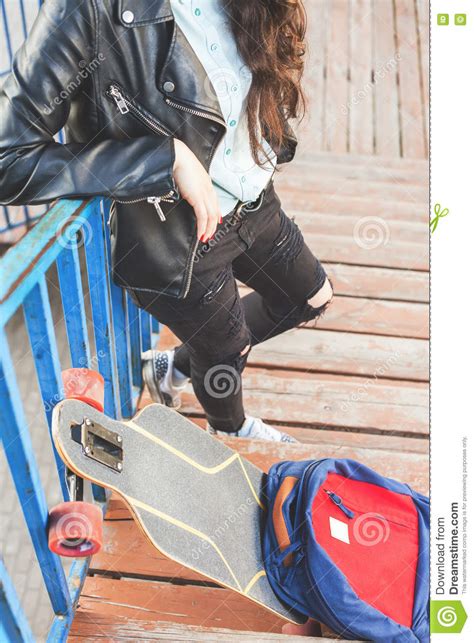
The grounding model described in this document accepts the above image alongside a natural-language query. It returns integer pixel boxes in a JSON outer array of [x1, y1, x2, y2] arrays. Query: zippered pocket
[[105, 83, 177, 221], [106, 82, 174, 137]]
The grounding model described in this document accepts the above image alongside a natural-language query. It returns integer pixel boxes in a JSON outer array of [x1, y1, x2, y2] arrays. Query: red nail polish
[[219, 216, 223, 224]]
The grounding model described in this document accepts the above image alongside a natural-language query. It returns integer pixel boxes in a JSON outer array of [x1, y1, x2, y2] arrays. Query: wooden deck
[[70, 151, 428, 639], [70, 1, 429, 640]]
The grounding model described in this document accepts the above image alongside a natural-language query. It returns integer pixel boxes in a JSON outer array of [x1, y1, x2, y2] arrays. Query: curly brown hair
[[226, 0, 307, 166]]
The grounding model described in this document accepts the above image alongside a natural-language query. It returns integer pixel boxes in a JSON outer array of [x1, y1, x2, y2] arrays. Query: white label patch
[[329, 516, 350, 544]]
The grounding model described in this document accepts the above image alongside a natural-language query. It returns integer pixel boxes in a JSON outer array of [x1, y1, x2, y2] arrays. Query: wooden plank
[[394, 0, 426, 158], [349, 0, 374, 154], [70, 613, 338, 641], [373, 0, 401, 157], [180, 368, 428, 435], [90, 520, 207, 583], [323, 0, 349, 153], [221, 437, 428, 495], [325, 263, 429, 303], [276, 169, 428, 204], [238, 288, 429, 339], [298, 0, 328, 152], [157, 325, 428, 382], [292, 151, 427, 172], [279, 158, 428, 185], [303, 232, 428, 271], [250, 328, 428, 381], [276, 189, 427, 221], [296, 211, 426, 244], [416, 0, 429, 147], [74, 576, 286, 633]]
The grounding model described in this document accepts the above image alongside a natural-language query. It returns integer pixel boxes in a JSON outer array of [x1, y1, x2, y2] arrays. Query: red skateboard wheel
[[48, 501, 103, 557], [62, 368, 105, 412]]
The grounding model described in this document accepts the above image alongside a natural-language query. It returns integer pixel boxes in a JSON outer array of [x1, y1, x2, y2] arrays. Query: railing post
[[23, 277, 69, 500], [0, 330, 71, 617], [0, 559, 35, 643]]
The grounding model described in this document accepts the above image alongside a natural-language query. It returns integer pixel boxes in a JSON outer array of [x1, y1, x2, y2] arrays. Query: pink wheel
[[62, 368, 105, 412], [48, 501, 103, 557]]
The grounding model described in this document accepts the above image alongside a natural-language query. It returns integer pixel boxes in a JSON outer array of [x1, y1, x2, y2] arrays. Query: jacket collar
[[117, 0, 173, 27]]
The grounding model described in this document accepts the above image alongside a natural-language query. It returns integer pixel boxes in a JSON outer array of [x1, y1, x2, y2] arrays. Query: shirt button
[[122, 10, 134, 24], [229, 119, 237, 127], [210, 43, 219, 52], [194, 8, 201, 16], [163, 81, 175, 93], [225, 149, 232, 156], [241, 176, 246, 183], [231, 84, 238, 93]]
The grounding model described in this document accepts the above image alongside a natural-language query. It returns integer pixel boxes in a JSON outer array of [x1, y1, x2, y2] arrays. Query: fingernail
[[200, 235, 205, 242], [219, 216, 223, 224]]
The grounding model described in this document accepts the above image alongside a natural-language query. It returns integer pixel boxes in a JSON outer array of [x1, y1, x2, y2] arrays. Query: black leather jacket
[[0, 0, 297, 298]]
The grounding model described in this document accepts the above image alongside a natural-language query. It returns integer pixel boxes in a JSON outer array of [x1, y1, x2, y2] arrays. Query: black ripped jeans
[[131, 182, 328, 432]]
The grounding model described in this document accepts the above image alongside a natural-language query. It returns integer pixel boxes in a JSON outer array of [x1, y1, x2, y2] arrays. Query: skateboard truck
[[80, 417, 123, 472]]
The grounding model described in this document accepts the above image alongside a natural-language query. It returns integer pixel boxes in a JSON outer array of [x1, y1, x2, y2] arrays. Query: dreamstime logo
[[42, 53, 105, 115], [56, 216, 93, 250], [353, 216, 390, 250], [436, 605, 458, 627], [353, 512, 390, 547], [204, 67, 240, 101], [55, 512, 94, 548], [204, 364, 241, 399]]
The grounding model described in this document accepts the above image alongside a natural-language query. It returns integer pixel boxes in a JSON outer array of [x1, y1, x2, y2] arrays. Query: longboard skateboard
[[50, 371, 304, 624]]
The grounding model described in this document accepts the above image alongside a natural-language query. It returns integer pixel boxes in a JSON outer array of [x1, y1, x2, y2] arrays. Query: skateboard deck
[[52, 399, 304, 623]]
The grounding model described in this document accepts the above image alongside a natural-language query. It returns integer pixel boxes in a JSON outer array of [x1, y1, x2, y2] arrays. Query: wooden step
[[296, 210, 427, 244], [323, 264, 428, 303], [304, 232, 427, 270], [249, 328, 428, 382], [275, 172, 428, 204], [275, 189, 427, 222], [238, 287, 429, 339], [178, 367, 428, 436], [73, 576, 287, 634], [281, 159, 428, 185], [291, 152, 428, 173], [70, 613, 339, 641]]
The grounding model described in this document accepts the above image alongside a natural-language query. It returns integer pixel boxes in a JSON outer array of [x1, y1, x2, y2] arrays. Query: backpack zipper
[[324, 490, 355, 519]]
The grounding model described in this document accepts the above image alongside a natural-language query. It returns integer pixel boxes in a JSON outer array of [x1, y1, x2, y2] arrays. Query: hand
[[173, 139, 222, 242]]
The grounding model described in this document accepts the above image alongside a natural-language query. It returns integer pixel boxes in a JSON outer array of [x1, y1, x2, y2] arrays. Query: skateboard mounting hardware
[[80, 417, 123, 472]]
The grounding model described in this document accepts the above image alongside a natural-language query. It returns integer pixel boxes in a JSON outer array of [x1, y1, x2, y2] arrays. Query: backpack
[[263, 458, 429, 642]]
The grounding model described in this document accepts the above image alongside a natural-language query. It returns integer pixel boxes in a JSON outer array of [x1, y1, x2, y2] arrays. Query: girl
[[0, 0, 333, 441]]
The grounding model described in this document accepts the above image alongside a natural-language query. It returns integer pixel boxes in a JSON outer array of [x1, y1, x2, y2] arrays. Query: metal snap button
[[163, 81, 176, 93], [122, 10, 134, 24]]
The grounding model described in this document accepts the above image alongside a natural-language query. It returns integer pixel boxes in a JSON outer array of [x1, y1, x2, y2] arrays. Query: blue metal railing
[[0, 196, 159, 641]]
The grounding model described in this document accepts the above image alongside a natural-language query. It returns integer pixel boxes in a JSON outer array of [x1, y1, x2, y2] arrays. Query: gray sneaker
[[142, 349, 189, 409], [208, 416, 297, 443]]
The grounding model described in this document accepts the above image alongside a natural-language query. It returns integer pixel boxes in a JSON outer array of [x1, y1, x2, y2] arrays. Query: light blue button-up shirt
[[170, 0, 276, 216]]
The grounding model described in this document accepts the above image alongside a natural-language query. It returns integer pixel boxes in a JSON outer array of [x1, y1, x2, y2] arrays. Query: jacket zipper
[[107, 83, 173, 136], [164, 97, 226, 297], [106, 84, 176, 221], [164, 97, 226, 129]]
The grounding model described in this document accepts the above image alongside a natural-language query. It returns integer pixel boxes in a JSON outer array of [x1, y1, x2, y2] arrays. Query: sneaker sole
[[142, 360, 182, 410]]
